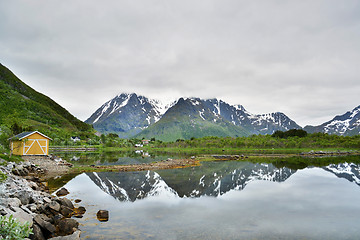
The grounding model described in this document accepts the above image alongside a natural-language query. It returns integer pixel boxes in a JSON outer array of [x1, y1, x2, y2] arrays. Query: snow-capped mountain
[[86, 162, 296, 201], [135, 97, 251, 141], [250, 112, 301, 134], [136, 97, 301, 140], [304, 105, 360, 136], [85, 93, 170, 137], [86, 93, 301, 140], [201, 98, 300, 134], [324, 163, 360, 186]]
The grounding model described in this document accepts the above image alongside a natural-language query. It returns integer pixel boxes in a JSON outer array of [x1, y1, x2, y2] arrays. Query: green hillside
[[0, 63, 93, 144], [137, 119, 250, 142], [135, 99, 250, 141]]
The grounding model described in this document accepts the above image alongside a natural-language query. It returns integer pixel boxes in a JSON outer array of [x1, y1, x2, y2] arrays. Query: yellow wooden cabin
[[10, 131, 52, 156]]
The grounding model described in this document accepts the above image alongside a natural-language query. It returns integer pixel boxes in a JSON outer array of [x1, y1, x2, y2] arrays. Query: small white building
[[70, 136, 81, 142]]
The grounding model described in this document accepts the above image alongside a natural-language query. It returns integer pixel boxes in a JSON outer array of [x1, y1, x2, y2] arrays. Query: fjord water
[[56, 158, 360, 240]]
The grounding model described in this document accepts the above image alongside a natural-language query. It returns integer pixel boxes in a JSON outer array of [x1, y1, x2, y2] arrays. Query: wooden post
[[9, 140, 12, 158]]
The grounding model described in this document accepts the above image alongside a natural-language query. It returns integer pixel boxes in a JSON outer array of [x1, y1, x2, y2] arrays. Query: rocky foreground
[[0, 157, 82, 240], [0, 155, 196, 239]]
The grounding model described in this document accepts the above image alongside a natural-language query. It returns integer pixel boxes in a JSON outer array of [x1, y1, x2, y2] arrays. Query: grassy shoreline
[[49, 145, 360, 154], [64, 149, 360, 174]]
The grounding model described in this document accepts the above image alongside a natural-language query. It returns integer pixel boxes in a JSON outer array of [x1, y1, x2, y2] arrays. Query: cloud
[[1, 0, 360, 126]]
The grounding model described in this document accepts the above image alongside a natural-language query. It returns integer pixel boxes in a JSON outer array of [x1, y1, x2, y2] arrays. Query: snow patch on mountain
[[324, 107, 360, 135], [306, 105, 360, 136], [324, 163, 360, 185], [148, 172, 178, 198]]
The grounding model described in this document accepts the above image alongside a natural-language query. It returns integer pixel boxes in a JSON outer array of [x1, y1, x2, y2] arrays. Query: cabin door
[[23, 139, 48, 155]]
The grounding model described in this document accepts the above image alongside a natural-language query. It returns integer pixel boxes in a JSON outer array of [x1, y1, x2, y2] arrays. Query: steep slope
[[135, 98, 251, 141], [0, 63, 92, 135], [85, 93, 169, 138], [304, 105, 360, 136], [136, 97, 301, 141]]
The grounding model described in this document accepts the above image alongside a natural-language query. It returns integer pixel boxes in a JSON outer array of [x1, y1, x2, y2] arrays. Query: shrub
[[0, 171, 7, 183], [272, 129, 308, 138], [0, 215, 32, 239]]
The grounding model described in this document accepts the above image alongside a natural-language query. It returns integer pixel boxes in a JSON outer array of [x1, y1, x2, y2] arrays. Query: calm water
[[53, 155, 360, 240]]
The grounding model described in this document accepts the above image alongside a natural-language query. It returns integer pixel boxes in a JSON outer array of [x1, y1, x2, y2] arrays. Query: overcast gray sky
[[1, 0, 360, 127]]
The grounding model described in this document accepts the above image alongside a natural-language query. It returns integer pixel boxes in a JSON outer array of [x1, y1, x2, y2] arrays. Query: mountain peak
[[85, 93, 170, 137], [304, 104, 360, 136]]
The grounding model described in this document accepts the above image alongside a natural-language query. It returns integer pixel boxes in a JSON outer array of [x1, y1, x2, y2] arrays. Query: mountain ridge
[[87, 92, 360, 140], [86, 93, 303, 141]]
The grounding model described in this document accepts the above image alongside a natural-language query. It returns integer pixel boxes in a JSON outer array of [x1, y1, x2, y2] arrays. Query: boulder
[[57, 197, 74, 209], [34, 214, 56, 234], [73, 206, 86, 218], [56, 188, 69, 197], [13, 190, 33, 205], [57, 218, 79, 236], [49, 201, 61, 212], [20, 205, 33, 214], [96, 210, 109, 222], [52, 214, 64, 225], [26, 203, 37, 212], [49, 230, 81, 240], [43, 197, 52, 204], [3, 197, 22, 208], [42, 204, 58, 216], [37, 214, 53, 223], [60, 205, 73, 218], [11, 168, 20, 176], [12, 165, 24, 176], [0, 206, 9, 216], [10, 207, 33, 226], [76, 206, 86, 214], [31, 223, 46, 240], [36, 204, 47, 214]]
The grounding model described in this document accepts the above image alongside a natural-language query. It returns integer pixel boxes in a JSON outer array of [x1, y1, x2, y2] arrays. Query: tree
[[108, 133, 119, 138], [272, 130, 285, 138], [272, 129, 308, 139], [11, 122, 22, 135], [100, 134, 106, 144]]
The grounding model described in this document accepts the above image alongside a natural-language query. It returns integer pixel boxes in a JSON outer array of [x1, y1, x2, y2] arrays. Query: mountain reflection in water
[[59, 161, 360, 240], [84, 161, 360, 202], [87, 162, 296, 201]]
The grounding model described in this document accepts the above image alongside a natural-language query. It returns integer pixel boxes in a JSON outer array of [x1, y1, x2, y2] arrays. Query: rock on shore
[[0, 158, 81, 240]]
